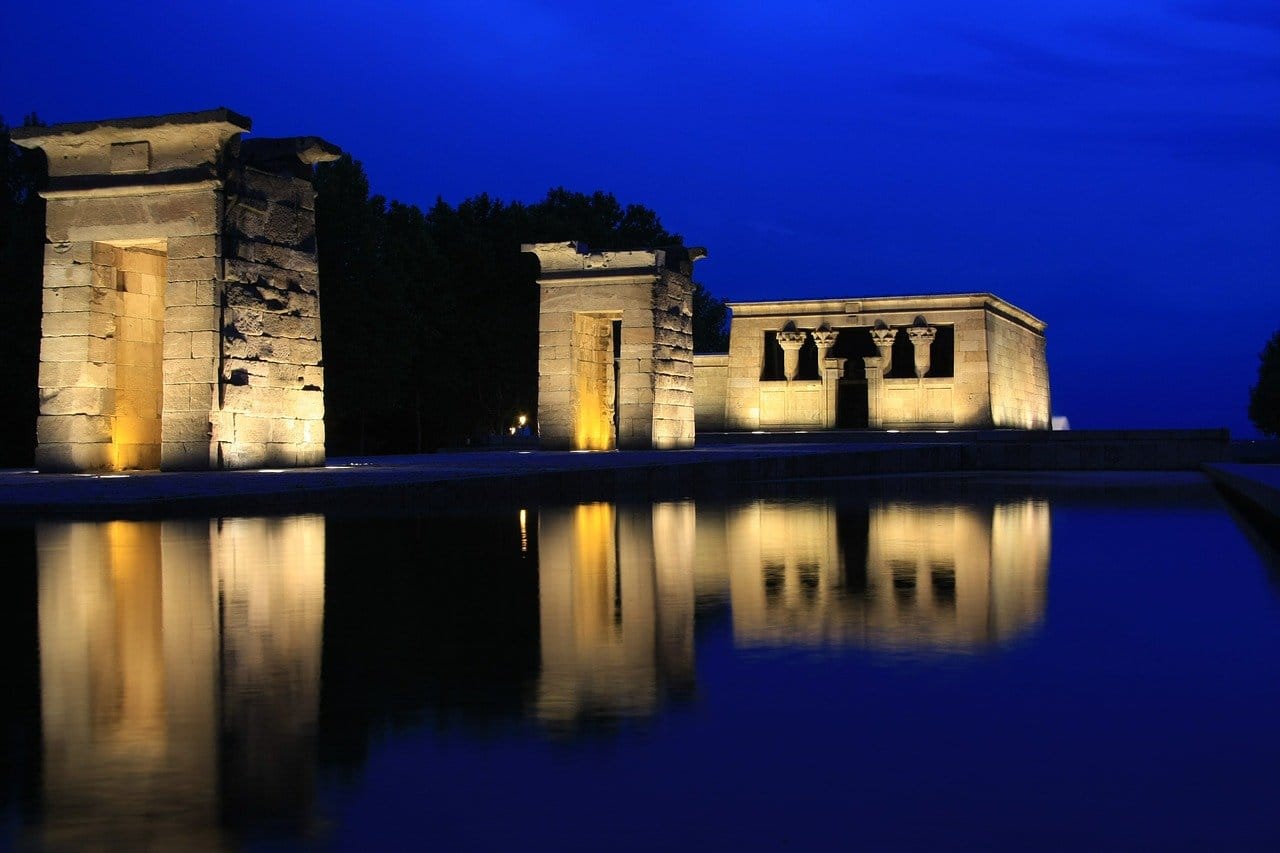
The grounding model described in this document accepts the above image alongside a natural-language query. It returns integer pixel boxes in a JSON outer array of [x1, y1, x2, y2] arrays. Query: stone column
[[907, 326, 937, 378], [776, 329, 807, 381], [811, 328, 841, 428], [870, 326, 897, 376], [863, 356, 884, 428], [822, 357, 847, 428]]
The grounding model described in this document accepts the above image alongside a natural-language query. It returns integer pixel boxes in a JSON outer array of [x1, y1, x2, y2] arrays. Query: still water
[[2, 474, 1278, 849]]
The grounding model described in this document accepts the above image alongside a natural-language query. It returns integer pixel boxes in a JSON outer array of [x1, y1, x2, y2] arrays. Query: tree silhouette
[[692, 282, 730, 353], [1249, 330, 1280, 437], [0, 115, 45, 466]]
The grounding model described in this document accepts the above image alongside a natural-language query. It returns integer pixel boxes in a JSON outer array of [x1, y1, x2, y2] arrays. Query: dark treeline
[[0, 122, 729, 462], [0, 117, 45, 466]]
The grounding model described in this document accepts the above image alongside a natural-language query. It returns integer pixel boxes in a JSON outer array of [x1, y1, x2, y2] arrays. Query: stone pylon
[[13, 109, 340, 471]]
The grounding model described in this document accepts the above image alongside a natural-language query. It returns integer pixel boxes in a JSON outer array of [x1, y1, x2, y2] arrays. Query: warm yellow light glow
[[519, 509, 528, 554], [536, 502, 693, 724], [717, 499, 1050, 651], [34, 515, 326, 846], [518, 414, 528, 427]]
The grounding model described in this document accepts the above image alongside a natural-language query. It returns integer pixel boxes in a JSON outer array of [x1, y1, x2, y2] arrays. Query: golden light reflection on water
[[35, 516, 325, 850], [536, 502, 697, 724], [30, 497, 1052, 820], [534, 498, 1051, 721], [725, 500, 1050, 651]]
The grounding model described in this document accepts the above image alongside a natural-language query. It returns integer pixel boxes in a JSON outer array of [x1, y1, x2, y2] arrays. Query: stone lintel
[[523, 241, 707, 278], [10, 107, 251, 143], [11, 108, 252, 185]]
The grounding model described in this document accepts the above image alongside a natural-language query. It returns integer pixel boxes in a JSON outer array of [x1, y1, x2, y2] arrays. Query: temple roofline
[[727, 292, 1046, 333]]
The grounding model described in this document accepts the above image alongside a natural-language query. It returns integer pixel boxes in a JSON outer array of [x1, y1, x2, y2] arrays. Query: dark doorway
[[612, 320, 622, 439], [831, 327, 878, 428]]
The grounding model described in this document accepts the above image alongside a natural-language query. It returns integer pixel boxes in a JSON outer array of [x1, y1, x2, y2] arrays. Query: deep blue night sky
[[3, 1, 1277, 433]]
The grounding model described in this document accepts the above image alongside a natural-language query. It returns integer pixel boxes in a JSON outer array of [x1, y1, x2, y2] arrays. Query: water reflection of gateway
[[716, 500, 1051, 651], [536, 503, 696, 724], [35, 517, 324, 849]]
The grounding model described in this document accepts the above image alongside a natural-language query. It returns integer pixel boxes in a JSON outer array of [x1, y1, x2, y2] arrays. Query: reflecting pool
[[2, 474, 1278, 849]]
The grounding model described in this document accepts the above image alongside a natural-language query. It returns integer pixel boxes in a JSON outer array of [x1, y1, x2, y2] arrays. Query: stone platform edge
[[0, 428, 1233, 517]]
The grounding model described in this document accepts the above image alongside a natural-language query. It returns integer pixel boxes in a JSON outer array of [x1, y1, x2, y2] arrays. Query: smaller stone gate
[[524, 242, 706, 450]]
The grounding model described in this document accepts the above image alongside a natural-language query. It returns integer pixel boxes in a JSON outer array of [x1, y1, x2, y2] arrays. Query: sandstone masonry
[[13, 109, 339, 471]]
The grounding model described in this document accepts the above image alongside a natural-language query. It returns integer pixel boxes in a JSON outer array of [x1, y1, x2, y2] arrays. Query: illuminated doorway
[[93, 241, 167, 469]]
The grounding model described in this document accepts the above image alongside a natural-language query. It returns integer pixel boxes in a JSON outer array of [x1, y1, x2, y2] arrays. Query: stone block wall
[[692, 354, 728, 431], [15, 110, 338, 471], [647, 271, 695, 450], [759, 381, 825, 427], [33, 185, 225, 471], [215, 148, 327, 468], [986, 311, 1050, 429]]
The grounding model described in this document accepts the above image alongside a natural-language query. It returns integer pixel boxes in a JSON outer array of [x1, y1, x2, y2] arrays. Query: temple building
[[13, 109, 337, 472], [695, 293, 1051, 433]]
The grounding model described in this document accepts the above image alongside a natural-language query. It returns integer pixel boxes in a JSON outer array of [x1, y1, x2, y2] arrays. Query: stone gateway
[[524, 242, 706, 450], [13, 109, 339, 472]]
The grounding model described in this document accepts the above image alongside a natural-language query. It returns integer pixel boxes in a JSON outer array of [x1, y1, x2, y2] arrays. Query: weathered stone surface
[[19, 109, 336, 472]]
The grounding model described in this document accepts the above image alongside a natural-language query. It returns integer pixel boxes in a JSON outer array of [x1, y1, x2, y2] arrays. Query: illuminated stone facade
[[695, 293, 1050, 431], [13, 109, 339, 471], [524, 242, 706, 450]]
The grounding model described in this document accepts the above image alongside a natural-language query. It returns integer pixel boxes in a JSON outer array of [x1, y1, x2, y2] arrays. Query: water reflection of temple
[[713, 500, 1051, 651], [536, 502, 696, 724], [36, 516, 324, 849], [533, 497, 1050, 724]]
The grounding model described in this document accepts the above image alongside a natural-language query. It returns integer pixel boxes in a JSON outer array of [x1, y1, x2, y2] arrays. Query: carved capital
[[869, 327, 897, 347], [775, 330, 807, 348], [775, 329, 807, 380], [906, 326, 936, 345], [811, 329, 839, 348]]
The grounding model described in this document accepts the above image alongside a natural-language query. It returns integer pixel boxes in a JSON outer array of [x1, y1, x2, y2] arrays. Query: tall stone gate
[[13, 109, 338, 471], [524, 242, 705, 450]]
